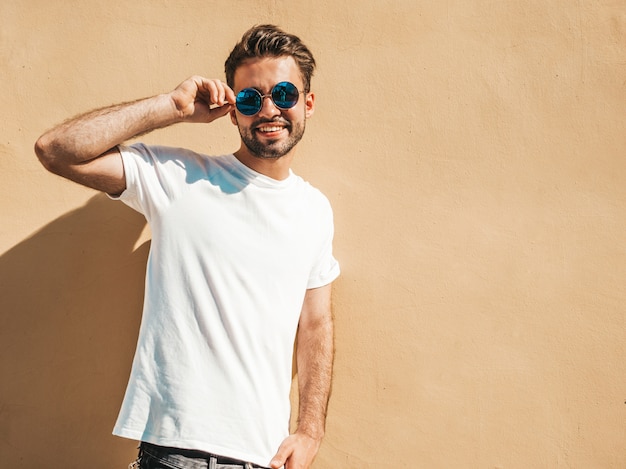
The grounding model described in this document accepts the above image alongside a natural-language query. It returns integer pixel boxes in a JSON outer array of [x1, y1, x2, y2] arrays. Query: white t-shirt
[[110, 144, 340, 466]]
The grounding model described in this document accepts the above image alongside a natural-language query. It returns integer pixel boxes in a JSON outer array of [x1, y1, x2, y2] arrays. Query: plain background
[[1, 1, 625, 467]]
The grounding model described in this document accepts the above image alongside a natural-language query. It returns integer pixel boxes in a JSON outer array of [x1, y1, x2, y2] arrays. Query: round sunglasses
[[235, 81, 304, 116]]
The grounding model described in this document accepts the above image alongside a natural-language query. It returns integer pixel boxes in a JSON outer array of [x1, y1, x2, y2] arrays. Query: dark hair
[[225, 24, 316, 92]]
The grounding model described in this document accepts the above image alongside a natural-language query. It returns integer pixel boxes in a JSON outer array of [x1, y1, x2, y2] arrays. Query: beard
[[237, 116, 306, 159]]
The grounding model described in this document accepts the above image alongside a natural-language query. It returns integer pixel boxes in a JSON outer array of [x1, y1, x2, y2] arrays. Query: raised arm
[[271, 283, 334, 469], [34, 77, 235, 194]]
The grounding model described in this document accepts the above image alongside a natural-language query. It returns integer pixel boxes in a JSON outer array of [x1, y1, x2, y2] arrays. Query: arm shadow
[[0, 193, 149, 468]]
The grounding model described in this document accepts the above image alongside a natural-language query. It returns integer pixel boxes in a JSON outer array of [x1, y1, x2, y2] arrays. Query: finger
[[210, 80, 236, 106], [190, 77, 234, 108], [208, 103, 235, 121], [211, 80, 231, 106], [207, 79, 222, 105], [223, 83, 236, 105], [269, 457, 286, 469], [269, 443, 291, 469], [192, 77, 219, 106], [212, 80, 226, 106]]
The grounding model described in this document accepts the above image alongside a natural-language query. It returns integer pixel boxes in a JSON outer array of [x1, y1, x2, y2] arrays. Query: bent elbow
[[34, 135, 52, 168], [34, 135, 64, 175]]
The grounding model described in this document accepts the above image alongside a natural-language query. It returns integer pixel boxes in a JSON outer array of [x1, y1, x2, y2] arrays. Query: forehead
[[232, 56, 303, 92]]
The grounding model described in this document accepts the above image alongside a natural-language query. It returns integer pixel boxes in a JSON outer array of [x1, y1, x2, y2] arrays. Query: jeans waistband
[[139, 442, 268, 469]]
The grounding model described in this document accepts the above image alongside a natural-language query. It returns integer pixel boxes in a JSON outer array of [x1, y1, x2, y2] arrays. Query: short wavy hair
[[225, 24, 316, 92]]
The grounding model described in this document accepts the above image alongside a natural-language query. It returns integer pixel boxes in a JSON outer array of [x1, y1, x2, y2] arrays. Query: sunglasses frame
[[235, 81, 305, 116]]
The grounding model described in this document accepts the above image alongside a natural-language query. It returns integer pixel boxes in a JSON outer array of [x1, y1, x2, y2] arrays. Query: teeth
[[258, 126, 283, 132]]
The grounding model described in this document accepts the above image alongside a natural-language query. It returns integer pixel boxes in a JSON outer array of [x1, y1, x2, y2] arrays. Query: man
[[35, 25, 339, 469]]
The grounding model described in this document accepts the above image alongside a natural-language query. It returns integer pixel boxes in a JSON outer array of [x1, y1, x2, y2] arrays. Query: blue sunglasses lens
[[272, 82, 300, 109], [235, 82, 300, 116], [236, 88, 262, 116]]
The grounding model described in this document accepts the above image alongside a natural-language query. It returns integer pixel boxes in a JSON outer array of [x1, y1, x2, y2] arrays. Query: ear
[[229, 109, 238, 126], [305, 92, 315, 119]]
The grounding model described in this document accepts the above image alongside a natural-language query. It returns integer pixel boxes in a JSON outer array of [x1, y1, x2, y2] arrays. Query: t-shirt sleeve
[[107, 143, 178, 220]]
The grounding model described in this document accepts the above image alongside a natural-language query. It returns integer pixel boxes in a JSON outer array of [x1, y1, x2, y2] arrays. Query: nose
[[257, 94, 281, 118]]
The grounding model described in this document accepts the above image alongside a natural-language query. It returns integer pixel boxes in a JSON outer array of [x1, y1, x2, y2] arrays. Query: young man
[[35, 25, 340, 469]]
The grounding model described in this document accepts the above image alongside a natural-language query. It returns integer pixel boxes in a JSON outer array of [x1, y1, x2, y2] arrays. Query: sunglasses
[[235, 81, 304, 116]]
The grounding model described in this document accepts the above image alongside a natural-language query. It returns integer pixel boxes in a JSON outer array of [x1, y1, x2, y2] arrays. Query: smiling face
[[230, 56, 315, 164]]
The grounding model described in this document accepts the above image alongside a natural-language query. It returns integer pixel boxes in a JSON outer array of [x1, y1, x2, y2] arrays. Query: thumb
[[269, 442, 291, 469], [207, 103, 235, 123]]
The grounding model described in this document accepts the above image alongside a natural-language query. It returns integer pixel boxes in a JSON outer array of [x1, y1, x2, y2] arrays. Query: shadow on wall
[[0, 194, 149, 468]]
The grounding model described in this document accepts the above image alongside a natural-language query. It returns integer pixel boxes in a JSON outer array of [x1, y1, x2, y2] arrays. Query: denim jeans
[[130, 442, 270, 469]]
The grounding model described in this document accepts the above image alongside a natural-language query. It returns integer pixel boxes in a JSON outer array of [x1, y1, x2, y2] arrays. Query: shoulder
[[291, 175, 335, 221], [119, 143, 205, 164], [119, 143, 228, 178], [295, 175, 332, 204]]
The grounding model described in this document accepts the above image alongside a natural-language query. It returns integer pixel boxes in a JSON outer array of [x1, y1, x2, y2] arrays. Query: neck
[[233, 147, 295, 181]]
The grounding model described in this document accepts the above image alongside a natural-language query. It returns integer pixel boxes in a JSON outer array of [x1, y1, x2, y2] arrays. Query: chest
[[152, 181, 323, 277]]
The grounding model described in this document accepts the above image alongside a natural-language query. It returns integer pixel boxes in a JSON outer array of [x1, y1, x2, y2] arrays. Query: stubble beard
[[238, 117, 306, 160]]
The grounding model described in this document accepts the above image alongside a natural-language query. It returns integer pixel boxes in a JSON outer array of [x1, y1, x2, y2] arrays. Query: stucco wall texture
[[1, 1, 625, 467]]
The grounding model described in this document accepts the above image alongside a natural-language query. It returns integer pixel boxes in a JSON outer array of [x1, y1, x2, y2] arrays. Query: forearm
[[296, 313, 334, 440], [35, 94, 180, 169]]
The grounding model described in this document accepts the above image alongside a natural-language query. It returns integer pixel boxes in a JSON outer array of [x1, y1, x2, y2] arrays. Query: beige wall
[[2, 1, 625, 467]]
